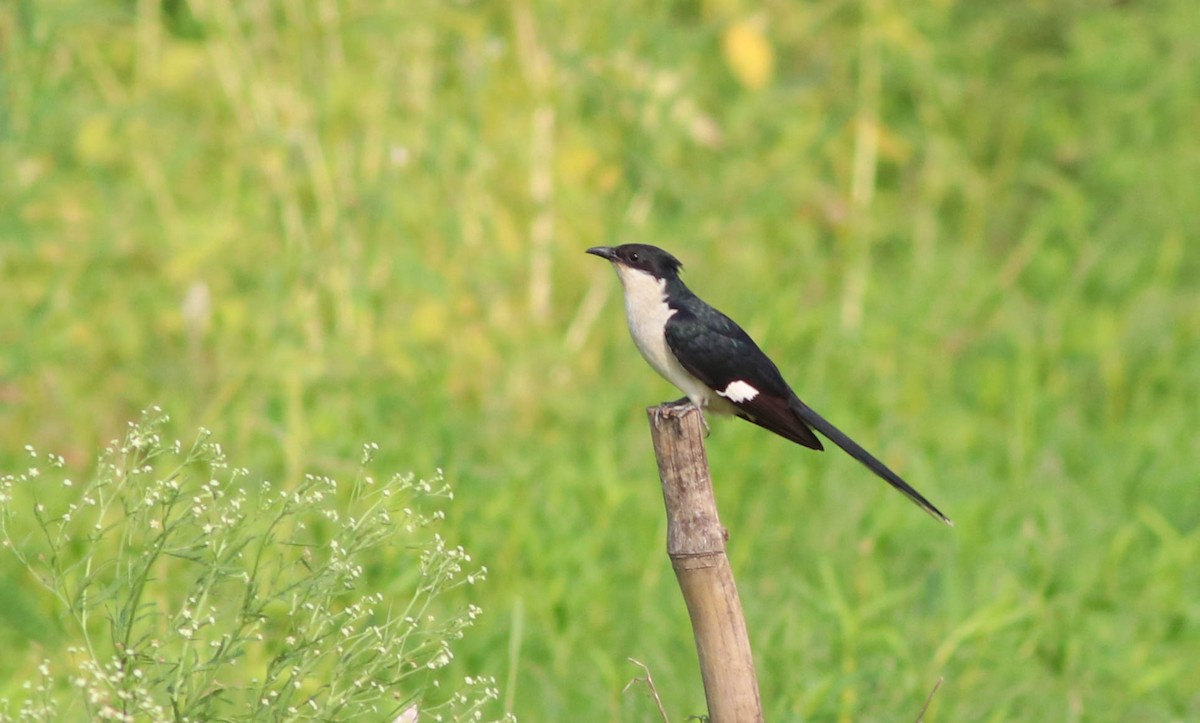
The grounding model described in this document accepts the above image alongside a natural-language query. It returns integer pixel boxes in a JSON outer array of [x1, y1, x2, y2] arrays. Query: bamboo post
[[647, 403, 763, 723]]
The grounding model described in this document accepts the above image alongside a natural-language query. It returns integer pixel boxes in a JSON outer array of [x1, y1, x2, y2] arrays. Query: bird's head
[[586, 244, 683, 283]]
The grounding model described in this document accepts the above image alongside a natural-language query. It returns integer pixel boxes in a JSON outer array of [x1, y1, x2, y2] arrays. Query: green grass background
[[3, 0, 1199, 720]]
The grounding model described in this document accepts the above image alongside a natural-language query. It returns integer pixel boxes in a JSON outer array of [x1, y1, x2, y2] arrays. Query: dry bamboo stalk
[[647, 403, 763, 723]]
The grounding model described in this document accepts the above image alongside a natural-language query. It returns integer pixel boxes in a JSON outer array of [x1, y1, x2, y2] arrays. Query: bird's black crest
[[609, 244, 683, 279]]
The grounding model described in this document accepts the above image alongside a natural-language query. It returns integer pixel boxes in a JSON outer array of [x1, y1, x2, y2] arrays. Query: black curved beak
[[586, 246, 617, 261]]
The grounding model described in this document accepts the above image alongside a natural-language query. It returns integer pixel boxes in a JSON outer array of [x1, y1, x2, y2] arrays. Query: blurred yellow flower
[[722, 19, 774, 90]]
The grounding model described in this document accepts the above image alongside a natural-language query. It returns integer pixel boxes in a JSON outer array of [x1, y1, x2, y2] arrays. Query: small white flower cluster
[[69, 653, 169, 722], [7, 653, 171, 723], [420, 532, 489, 593]]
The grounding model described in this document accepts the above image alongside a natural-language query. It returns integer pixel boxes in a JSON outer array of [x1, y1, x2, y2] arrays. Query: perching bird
[[587, 243, 951, 525]]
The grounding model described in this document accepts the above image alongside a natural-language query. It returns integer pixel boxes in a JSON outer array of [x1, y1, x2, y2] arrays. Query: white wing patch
[[718, 380, 760, 403]]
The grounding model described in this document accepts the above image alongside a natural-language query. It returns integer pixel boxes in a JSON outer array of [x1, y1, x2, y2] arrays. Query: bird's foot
[[660, 398, 712, 437]]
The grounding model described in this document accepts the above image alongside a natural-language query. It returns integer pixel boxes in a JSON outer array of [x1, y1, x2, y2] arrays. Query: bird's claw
[[660, 398, 711, 436]]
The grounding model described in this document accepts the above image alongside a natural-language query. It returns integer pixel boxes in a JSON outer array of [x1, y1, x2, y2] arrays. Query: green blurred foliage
[[2, 0, 1198, 720]]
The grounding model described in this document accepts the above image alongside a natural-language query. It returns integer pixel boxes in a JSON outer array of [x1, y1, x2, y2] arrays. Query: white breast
[[613, 266, 733, 414]]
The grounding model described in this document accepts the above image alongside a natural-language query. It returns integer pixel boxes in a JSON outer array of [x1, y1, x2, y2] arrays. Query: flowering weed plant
[[0, 408, 511, 722]]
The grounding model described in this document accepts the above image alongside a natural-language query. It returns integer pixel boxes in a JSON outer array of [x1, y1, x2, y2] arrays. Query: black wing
[[664, 301, 823, 450], [664, 291, 952, 524]]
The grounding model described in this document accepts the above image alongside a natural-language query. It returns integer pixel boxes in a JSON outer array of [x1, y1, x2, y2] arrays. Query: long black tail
[[790, 397, 952, 526]]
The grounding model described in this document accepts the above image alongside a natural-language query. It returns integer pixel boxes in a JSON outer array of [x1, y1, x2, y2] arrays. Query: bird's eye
[[629, 252, 639, 261]]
